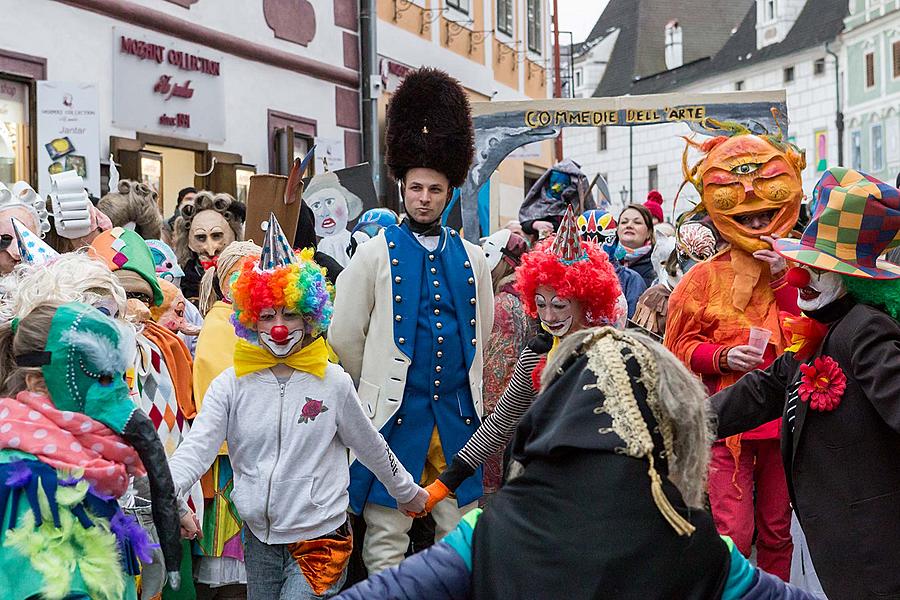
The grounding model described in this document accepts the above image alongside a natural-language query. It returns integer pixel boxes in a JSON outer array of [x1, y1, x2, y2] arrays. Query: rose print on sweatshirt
[[298, 397, 328, 424]]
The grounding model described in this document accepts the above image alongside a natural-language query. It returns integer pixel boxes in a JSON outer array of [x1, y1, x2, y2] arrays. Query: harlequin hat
[[551, 205, 588, 263], [773, 167, 900, 279], [90, 227, 164, 305], [10, 216, 59, 265], [258, 212, 297, 271], [577, 210, 616, 245]]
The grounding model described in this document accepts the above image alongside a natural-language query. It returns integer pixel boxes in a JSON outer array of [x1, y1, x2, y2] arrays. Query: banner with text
[[112, 26, 226, 142]]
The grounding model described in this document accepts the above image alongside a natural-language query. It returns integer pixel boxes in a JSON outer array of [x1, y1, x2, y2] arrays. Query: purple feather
[[5, 462, 31, 488], [59, 475, 81, 487], [110, 510, 159, 563]]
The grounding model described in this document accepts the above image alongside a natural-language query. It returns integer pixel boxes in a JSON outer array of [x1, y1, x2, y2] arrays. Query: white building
[[0, 0, 362, 215], [565, 0, 848, 219]]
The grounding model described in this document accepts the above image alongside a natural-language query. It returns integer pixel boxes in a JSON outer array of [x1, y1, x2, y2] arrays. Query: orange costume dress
[[665, 128, 806, 581]]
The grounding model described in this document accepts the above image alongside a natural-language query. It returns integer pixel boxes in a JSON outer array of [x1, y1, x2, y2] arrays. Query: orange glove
[[424, 480, 451, 513]]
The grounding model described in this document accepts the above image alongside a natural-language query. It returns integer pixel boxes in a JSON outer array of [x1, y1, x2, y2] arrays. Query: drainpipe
[[825, 42, 844, 165], [360, 0, 382, 200], [552, 0, 563, 160]]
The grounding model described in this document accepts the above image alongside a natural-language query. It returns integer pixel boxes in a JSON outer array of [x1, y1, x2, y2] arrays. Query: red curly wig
[[515, 237, 622, 325]]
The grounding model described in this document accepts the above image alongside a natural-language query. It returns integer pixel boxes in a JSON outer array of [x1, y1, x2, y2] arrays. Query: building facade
[[564, 0, 848, 219], [376, 0, 554, 231], [0, 0, 362, 217], [842, 0, 900, 184]]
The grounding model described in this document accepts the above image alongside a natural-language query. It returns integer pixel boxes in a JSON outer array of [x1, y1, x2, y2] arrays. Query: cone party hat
[[550, 205, 587, 263], [258, 213, 297, 271], [11, 216, 59, 265]]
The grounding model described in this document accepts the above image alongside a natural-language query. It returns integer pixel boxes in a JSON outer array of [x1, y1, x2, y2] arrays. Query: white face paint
[[257, 307, 305, 357], [796, 267, 847, 312], [534, 284, 581, 338]]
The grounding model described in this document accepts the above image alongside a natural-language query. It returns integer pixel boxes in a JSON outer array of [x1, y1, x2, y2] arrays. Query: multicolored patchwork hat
[[258, 213, 297, 271], [90, 227, 165, 304], [774, 167, 900, 279], [10, 216, 59, 265], [550, 205, 588, 263], [577, 210, 617, 245]]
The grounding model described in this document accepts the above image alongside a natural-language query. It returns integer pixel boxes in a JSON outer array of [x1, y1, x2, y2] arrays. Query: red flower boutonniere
[[298, 397, 328, 424], [798, 356, 846, 412]]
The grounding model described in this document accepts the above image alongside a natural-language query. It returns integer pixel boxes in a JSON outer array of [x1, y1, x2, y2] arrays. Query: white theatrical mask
[[796, 266, 847, 312]]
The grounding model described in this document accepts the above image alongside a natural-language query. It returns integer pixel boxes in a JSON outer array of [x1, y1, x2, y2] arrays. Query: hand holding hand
[[725, 345, 765, 372], [753, 235, 787, 278], [398, 485, 429, 517], [424, 480, 451, 513], [179, 510, 202, 540]]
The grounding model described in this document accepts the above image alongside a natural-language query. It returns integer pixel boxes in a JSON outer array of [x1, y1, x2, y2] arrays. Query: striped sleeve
[[439, 347, 541, 491]]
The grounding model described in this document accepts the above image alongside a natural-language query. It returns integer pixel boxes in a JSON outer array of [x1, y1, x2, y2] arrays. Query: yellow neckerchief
[[540, 323, 562, 362], [233, 336, 329, 378]]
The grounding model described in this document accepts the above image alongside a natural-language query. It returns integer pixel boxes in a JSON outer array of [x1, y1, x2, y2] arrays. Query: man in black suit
[[710, 168, 900, 600]]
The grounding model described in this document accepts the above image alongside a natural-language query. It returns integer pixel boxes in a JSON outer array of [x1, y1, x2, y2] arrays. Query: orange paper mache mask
[[684, 129, 806, 253]]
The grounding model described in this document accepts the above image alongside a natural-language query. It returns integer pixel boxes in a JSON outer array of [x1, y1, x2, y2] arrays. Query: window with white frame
[[851, 130, 862, 170], [866, 52, 876, 88], [648, 166, 659, 192], [527, 0, 542, 54], [575, 69, 583, 88], [598, 126, 608, 151], [872, 123, 885, 171], [664, 20, 683, 69], [814, 58, 826, 76], [447, 0, 469, 15], [497, 0, 513, 36], [764, 0, 777, 22]]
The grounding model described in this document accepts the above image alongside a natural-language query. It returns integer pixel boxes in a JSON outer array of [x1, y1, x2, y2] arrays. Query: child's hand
[[398, 485, 429, 517], [180, 511, 202, 540]]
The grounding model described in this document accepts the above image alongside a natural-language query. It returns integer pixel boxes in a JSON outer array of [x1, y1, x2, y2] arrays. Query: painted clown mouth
[[542, 317, 573, 336], [731, 208, 779, 231], [798, 286, 821, 302], [322, 218, 336, 229]]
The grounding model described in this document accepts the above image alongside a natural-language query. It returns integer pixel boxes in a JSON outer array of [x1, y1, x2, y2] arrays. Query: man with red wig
[[423, 206, 623, 506]]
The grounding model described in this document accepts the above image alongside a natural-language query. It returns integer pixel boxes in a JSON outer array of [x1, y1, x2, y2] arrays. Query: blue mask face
[[547, 171, 571, 200]]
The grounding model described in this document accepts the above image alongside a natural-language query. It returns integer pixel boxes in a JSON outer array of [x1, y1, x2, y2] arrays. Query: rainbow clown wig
[[516, 207, 622, 326], [230, 246, 334, 342]]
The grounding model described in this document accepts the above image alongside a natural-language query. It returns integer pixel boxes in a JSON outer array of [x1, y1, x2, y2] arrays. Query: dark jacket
[[623, 250, 656, 288], [711, 301, 900, 600], [615, 262, 647, 318]]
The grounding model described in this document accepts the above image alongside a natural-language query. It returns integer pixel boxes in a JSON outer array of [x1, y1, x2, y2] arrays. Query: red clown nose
[[786, 267, 811, 289], [270, 325, 290, 343]]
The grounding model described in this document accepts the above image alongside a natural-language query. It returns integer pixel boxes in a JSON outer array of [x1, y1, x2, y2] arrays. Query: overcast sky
[[556, 0, 610, 45]]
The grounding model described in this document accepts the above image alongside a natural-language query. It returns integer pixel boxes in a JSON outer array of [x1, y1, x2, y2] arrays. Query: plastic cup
[[748, 327, 772, 353]]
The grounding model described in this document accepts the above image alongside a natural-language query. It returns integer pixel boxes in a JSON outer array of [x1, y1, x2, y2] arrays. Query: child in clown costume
[[168, 215, 428, 599], [0, 301, 183, 600]]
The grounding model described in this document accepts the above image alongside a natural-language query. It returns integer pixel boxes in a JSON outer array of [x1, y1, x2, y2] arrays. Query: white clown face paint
[[796, 266, 847, 312], [534, 284, 583, 338], [257, 307, 306, 357]]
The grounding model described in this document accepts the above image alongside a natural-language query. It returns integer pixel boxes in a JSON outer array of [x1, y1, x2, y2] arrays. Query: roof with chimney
[[585, 0, 849, 97]]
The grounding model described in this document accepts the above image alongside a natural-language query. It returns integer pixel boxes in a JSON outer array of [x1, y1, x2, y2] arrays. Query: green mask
[[31, 302, 137, 434]]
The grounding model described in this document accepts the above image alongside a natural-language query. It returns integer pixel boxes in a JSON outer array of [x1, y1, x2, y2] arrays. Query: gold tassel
[[648, 455, 696, 537]]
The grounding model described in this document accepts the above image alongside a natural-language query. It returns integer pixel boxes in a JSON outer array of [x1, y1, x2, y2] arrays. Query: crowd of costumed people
[[0, 65, 899, 600]]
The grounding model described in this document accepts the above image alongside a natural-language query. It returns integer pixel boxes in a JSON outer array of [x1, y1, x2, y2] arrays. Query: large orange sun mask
[[693, 134, 805, 254]]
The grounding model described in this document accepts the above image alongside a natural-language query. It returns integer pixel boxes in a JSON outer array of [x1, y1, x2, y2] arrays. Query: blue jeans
[[242, 526, 350, 600]]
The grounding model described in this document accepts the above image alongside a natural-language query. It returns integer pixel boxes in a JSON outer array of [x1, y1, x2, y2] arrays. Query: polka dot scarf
[[0, 391, 145, 497]]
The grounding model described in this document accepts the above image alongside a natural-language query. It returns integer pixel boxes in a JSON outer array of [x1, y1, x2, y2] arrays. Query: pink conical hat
[[550, 205, 587, 263]]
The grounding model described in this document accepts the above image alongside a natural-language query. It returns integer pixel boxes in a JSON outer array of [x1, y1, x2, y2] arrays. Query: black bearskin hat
[[385, 67, 475, 188]]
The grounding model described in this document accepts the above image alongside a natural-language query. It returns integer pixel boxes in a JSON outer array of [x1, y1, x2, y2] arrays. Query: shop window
[[598, 125, 608, 151], [866, 52, 876, 88], [527, 0, 542, 55], [447, 0, 469, 15], [497, 0, 513, 36], [872, 123, 884, 172], [783, 66, 794, 83], [268, 109, 317, 175], [814, 58, 826, 76], [851, 130, 862, 170], [0, 76, 31, 189], [893, 41, 900, 78]]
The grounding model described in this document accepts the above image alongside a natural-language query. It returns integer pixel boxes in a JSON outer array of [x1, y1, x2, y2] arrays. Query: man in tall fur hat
[[329, 67, 493, 574]]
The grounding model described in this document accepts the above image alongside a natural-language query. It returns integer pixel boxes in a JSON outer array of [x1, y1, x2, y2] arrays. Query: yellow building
[[376, 0, 555, 232]]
